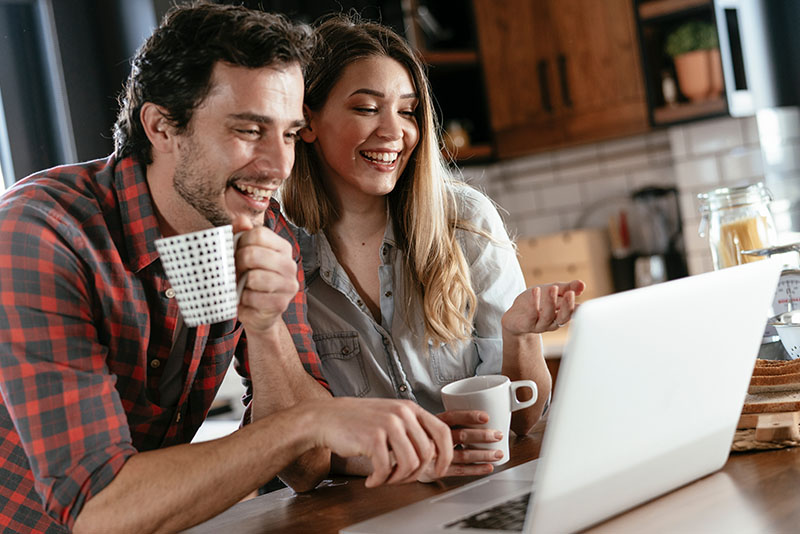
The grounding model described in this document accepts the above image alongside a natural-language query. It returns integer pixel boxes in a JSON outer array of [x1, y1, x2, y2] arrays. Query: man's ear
[[300, 103, 317, 143], [140, 103, 176, 154]]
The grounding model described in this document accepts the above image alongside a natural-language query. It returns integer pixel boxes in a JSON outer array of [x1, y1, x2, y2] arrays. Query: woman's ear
[[140, 103, 175, 154], [300, 103, 317, 143]]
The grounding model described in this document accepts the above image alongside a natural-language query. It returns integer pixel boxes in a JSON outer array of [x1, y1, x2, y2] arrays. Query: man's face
[[164, 61, 305, 233]]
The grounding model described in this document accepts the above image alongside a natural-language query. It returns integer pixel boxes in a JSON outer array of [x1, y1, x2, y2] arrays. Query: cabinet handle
[[537, 59, 553, 113], [557, 54, 573, 108]]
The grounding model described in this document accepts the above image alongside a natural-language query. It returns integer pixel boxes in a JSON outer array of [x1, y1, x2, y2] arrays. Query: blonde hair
[[281, 14, 480, 344]]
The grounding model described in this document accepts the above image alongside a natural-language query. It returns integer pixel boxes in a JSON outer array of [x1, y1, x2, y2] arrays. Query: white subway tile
[[555, 160, 602, 182], [538, 182, 583, 210], [719, 147, 765, 184], [597, 135, 648, 157], [685, 117, 744, 155], [553, 144, 598, 167], [668, 125, 689, 158], [508, 169, 555, 189], [679, 192, 705, 223], [674, 157, 720, 188], [683, 220, 711, 254], [517, 214, 564, 238], [559, 208, 585, 230], [602, 151, 651, 173], [630, 166, 677, 189], [740, 116, 761, 145], [499, 152, 553, 177], [687, 253, 714, 276], [497, 188, 539, 218], [582, 174, 632, 202]]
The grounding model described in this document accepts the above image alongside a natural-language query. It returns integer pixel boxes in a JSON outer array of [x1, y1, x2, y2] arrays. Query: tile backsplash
[[460, 114, 770, 277]]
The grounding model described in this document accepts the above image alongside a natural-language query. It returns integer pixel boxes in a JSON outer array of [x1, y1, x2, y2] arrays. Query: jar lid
[[697, 182, 773, 212]]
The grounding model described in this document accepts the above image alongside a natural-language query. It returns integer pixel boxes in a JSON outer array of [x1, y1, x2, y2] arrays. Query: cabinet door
[[548, 0, 649, 142], [473, 0, 566, 159]]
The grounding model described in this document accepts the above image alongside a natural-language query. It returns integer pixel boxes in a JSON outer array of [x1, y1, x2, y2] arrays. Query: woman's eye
[[354, 107, 378, 114], [400, 110, 417, 118]]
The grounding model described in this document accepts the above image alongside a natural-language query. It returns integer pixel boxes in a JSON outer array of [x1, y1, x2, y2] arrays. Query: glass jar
[[698, 183, 777, 270]]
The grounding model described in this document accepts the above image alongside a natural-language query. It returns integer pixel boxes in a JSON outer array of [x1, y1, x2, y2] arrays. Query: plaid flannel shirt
[[0, 155, 326, 533]]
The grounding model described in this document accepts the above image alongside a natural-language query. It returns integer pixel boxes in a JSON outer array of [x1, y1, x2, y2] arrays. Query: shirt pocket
[[314, 331, 370, 397], [429, 340, 481, 384]]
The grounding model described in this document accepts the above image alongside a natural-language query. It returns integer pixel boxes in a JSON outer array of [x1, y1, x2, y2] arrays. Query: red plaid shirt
[[0, 155, 326, 533]]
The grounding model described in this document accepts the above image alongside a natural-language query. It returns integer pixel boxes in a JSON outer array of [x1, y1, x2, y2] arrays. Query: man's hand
[[313, 398, 454, 488], [232, 215, 299, 331], [501, 280, 586, 335]]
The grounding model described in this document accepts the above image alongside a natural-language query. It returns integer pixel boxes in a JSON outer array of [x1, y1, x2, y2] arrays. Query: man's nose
[[253, 135, 295, 179]]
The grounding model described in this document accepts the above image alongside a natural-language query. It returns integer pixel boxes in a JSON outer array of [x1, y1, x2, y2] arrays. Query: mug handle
[[509, 380, 538, 411], [233, 231, 247, 302]]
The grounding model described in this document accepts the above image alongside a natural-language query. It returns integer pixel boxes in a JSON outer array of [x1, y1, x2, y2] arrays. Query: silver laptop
[[342, 259, 781, 534]]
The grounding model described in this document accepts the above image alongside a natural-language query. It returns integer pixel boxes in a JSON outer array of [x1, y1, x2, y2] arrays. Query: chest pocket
[[429, 340, 481, 384], [314, 331, 370, 397]]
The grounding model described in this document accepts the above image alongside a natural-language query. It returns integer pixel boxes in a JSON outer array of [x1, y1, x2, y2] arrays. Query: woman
[[282, 14, 584, 477]]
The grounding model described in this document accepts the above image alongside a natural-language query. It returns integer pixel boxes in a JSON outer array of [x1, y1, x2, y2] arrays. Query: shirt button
[[341, 346, 351, 355], [382, 247, 388, 256], [399, 385, 408, 393], [385, 291, 392, 298], [150, 359, 161, 369], [356, 299, 363, 307], [176, 412, 181, 423], [165, 288, 176, 299]]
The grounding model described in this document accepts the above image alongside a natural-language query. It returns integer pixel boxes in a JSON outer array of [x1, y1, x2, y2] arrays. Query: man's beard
[[172, 138, 232, 228]]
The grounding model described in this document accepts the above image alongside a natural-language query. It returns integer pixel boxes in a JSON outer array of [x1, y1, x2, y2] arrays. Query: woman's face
[[303, 55, 420, 203]]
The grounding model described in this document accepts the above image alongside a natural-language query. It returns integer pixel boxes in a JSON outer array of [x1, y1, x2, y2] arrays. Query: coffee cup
[[155, 224, 245, 327], [441, 375, 537, 465]]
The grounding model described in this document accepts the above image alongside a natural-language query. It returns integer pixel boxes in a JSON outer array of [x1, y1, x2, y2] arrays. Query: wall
[[460, 114, 766, 277]]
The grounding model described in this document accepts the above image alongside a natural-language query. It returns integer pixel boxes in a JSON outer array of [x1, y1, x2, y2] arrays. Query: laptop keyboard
[[445, 492, 531, 531]]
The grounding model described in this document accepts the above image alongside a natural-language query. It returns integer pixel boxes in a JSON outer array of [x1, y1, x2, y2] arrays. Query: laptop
[[342, 259, 781, 534]]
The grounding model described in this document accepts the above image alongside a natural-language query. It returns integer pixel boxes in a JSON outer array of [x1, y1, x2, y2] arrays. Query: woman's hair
[[113, 1, 314, 165], [281, 13, 478, 345]]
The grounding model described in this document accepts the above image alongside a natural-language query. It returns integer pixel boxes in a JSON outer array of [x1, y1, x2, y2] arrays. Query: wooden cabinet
[[403, 0, 494, 163], [474, 0, 649, 159]]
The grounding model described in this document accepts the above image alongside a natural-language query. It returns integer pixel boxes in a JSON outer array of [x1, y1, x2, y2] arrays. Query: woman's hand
[[501, 280, 586, 335], [416, 410, 503, 483]]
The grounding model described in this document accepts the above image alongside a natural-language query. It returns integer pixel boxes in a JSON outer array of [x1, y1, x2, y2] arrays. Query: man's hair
[[113, 1, 314, 165]]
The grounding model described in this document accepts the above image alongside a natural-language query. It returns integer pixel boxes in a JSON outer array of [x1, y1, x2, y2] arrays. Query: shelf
[[652, 97, 727, 124], [421, 50, 479, 66], [638, 0, 710, 20]]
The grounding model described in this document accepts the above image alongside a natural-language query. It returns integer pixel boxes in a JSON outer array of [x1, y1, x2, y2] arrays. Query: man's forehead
[[201, 61, 305, 121]]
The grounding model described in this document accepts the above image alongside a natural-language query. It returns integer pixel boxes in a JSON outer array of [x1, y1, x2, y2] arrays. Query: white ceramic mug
[[441, 375, 537, 465], [155, 225, 245, 327]]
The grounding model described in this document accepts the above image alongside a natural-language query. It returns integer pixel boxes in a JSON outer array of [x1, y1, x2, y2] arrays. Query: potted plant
[[665, 20, 723, 102]]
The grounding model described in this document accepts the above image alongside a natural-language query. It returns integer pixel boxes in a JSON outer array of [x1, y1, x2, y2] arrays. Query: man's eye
[[286, 131, 301, 143], [236, 129, 260, 137]]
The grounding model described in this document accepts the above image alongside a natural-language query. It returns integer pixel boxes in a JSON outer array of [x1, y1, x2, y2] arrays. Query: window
[[0, 0, 76, 184]]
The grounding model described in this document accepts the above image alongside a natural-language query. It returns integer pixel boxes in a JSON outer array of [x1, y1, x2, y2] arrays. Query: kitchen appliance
[[629, 186, 688, 286], [742, 243, 800, 360], [714, 0, 800, 241]]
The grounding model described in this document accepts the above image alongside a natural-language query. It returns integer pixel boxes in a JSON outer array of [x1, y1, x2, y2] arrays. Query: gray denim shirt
[[293, 186, 526, 414]]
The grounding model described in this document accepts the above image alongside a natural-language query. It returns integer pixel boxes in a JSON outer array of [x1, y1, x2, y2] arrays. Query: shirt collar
[[113, 155, 163, 272]]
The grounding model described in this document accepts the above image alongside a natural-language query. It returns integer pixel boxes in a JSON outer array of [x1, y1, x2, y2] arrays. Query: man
[[0, 4, 452, 533]]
